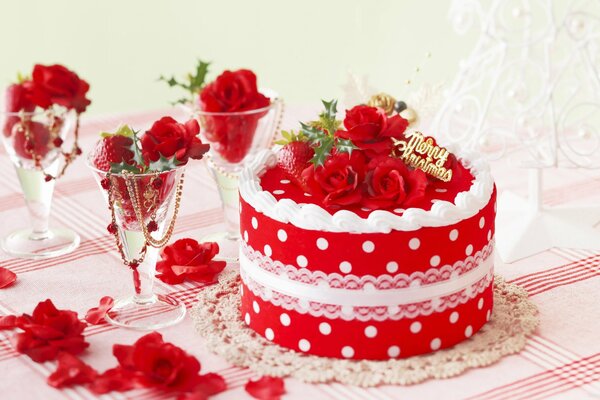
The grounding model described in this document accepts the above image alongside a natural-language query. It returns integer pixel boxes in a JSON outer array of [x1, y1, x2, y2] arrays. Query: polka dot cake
[[238, 148, 496, 360]]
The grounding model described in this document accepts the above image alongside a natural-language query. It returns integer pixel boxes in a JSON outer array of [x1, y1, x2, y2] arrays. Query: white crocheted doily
[[191, 269, 538, 387]]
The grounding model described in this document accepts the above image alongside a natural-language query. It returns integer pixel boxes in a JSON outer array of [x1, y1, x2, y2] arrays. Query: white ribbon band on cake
[[240, 250, 494, 307]]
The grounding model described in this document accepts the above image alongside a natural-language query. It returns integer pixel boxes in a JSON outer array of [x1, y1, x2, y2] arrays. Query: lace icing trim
[[242, 241, 494, 290], [191, 270, 539, 387], [241, 266, 494, 321]]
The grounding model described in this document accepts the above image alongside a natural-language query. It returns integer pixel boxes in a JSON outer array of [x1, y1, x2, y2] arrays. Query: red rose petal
[[244, 376, 286, 400], [87, 367, 139, 395], [193, 372, 227, 396], [85, 296, 114, 325], [47, 352, 97, 388], [0, 315, 16, 330], [0, 267, 17, 288]]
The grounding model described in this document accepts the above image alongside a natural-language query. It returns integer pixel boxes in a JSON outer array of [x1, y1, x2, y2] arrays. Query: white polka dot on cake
[[252, 301, 260, 313], [244, 313, 251, 325], [280, 313, 291, 326], [251, 217, 258, 229], [430, 255, 441, 267], [339, 261, 352, 274], [449, 229, 459, 241], [319, 322, 332, 335], [465, 244, 474, 256], [362, 240, 375, 253], [430, 338, 442, 350], [341, 346, 355, 358], [265, 328, 274, 341], [479, 216, 485, 229], [361, 207, 371, 212], [243, 231, 249, 242], [487, 230, 492, 241], [298, 339, 311, 352], [393, 208, 405, 214], [388, 346, 401, 358], [386, 261, 399, 273], [364, 326, 377, 338], [449, 311, 459, 324], [280, 179, 290, 184], [435, 188, 448, 193], [486, 310, 491, 321], [410, 321, 422, 334], [316, 238, 329, 250], [304, 192, 312, 197], [478, 298, 484, 310], [409, 238, 420, 250], [273, 189, 285, 195], [263, 245, 272, 257], [277, 229, 287, 242], [465, 325, 473, 338], [297, 255, 308, 268]]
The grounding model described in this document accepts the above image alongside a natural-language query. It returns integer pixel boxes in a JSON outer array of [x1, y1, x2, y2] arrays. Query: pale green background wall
[[0, 0, 476, 115]]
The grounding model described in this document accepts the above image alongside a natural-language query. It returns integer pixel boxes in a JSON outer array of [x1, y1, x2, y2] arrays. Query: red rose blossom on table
[[336, 104, 409, 155], [29, 64, 91, 113], [156, 239, 226, 285], [302, 151, 367, 208], [112, 332, 205, 392], [47, 352, 98, 389], [362, 156, 429, 210], [0, 266, 17, 288], [245, 376, 286, 400], [11, 299, 88, 363], [141, 117, 209, 164]]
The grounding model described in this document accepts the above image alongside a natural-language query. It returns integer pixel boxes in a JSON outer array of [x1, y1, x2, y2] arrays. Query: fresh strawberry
[[277, 140, 314, 191], [90, 134, 136, 171], [3, 83, 36, 137], [12, 121, 51, 159]]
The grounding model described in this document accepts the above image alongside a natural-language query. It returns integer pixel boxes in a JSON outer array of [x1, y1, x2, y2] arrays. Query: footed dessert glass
[[195, 92, 282, 261], [88, 160, 186, 330], [0, 110, 80, 258]]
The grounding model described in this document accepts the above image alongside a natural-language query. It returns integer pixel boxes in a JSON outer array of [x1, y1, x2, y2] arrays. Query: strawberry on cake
[[238, 98, 496, 360]]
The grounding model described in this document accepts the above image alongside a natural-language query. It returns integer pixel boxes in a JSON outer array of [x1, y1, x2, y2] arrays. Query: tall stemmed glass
[[88, 161, 186, 330], [195, 92, 283, 261], [0, 109, 80, 258]]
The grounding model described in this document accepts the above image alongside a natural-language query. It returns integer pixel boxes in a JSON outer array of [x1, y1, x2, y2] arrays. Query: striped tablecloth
[[1, 107, 599, 400]]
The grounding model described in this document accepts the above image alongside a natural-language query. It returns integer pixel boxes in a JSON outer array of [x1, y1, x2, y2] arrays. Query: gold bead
[[400, 108, 418, 124], [367, 93, 397, 116]]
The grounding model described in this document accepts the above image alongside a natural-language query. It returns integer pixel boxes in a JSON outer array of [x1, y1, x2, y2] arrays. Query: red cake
[[238, 100, 496, 360]]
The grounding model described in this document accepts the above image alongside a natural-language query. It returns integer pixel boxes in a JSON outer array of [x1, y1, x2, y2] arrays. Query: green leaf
[[321, 99, 338, 120], [159, 59, 211, 105], [109, 161, 141, 174], [310, 136, 334, 166], [335, 138, 358, 155], [189, 60, 210, 92], [148, 154, 182, 172]]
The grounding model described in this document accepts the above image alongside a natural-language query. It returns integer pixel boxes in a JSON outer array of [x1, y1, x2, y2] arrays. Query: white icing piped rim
[[239, 147, 494, 233]]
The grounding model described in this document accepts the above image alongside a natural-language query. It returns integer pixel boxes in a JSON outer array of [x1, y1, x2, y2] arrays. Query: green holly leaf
[[321, 99, 338, 120], [335, 138, 358, 155], [310, 136, 334, 166], [148, 154, 182, 172], [300, 122, 326, 141], [160, 59, 211, 105], [189, 60, 210, 92]]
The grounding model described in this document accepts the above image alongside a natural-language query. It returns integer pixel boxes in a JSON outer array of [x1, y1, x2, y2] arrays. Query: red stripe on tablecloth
[[509, 254, 600, 287]]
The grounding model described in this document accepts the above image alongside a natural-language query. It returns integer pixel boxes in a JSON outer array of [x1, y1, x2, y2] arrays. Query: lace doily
[[191, 269, 539, 387]]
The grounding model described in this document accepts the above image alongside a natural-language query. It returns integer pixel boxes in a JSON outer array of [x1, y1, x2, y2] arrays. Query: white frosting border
[[239, 146, 494, 233]]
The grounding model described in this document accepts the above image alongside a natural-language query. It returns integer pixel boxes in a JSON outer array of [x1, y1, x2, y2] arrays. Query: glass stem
[[210, 166, 241, 240], [15, 163, 58, 240], [120, 229, 161, 304]]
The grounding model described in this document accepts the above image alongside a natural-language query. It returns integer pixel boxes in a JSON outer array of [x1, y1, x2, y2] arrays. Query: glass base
[[1, 227, 80, 259], [201, 231, 240, 262], [105, 293, 186, 330]]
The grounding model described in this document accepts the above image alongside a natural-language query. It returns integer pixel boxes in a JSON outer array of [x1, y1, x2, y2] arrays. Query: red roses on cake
[[279, 100, 428, 210]]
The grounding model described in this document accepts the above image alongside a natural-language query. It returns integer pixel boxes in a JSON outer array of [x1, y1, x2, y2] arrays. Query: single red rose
[[200, 69, 270, 113], [337, 105, 408, 155], [85, 296, 114, 325], [362, 156, 428, 210], [178, 373, 227, 400], [244, 376, 286, 400], [302, 151, 367, 208], [0, 315, 17, 330], [113, 331, 202, 392], [12, 299, 88, 363], [156, 239, 226, 285], [47, 352, 98, 388], [141, 117, 209, 163], [30, 64, 91, 113], [87, 367, 138, 395], [0, 267, 17, 288]]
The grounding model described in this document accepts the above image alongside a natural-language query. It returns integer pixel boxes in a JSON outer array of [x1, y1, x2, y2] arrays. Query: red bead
[[147, 220, 158, 232], [75, 147, 82, 155], [152, 177, 163, 189], [53, 137, 63, 147], [24, 140, 34, 151], [129, 261, 139, 269], [100, 178, 110, 190], [44, 174, 53, 182], [107, 223, 117, 234]]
